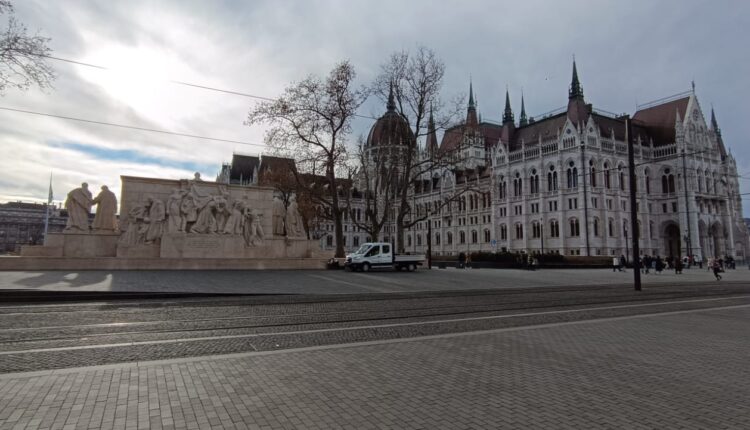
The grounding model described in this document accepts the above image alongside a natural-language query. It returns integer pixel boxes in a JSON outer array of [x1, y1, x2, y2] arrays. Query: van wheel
[[362, 263, 371, 272]]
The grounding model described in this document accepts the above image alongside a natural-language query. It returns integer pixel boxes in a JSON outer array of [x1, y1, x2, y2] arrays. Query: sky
[[2, 0, 749, 213]]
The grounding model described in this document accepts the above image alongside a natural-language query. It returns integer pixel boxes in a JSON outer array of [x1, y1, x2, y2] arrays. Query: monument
[[13, 173, 329, 269]]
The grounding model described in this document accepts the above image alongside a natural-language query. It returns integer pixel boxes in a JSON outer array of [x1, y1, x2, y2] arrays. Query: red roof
[[633, 96, 689, 145]]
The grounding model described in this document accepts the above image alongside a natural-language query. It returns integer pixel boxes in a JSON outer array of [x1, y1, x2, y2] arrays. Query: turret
[[519, 93, 528, 127], [502, 88, 514, 125], [569, 59, 584, 100], [466, 80, 478, 127]]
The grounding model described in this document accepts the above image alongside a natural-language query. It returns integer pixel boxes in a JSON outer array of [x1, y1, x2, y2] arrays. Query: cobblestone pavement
[[0, 304, 748, 429], [1, 266, 748, 295]]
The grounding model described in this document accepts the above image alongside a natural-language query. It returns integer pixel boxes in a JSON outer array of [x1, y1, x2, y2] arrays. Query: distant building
[[0, 202, 67, 253]]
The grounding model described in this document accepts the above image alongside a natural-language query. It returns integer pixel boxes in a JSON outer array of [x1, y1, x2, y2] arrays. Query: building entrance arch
[[662, 222, 681, 259]]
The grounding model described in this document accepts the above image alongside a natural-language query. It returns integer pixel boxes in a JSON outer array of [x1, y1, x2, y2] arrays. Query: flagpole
[[44, 172, 52, 245]]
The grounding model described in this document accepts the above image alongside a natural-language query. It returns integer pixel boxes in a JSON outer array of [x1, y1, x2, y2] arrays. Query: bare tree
[[0, 1, 55, 95], [344, 135, 403, 242], [246, 61, 366, 257], [372, 46, 467, 252]]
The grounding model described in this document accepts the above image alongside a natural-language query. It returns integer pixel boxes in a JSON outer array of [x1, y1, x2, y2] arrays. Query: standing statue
[[285, 196, 305, 238], [64, 182, 93, 232], [272, 195, 286, 236], [179, 194, 198, 232], [213, 194, 231, 233], [143, 196, 166, 244], [166, 189, 185, 233], [91, 185, 118, 232], [243, 208, 264, 246]]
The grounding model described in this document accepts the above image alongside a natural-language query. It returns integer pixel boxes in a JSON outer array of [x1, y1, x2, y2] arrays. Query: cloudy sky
[[2, 0, 749, 213]]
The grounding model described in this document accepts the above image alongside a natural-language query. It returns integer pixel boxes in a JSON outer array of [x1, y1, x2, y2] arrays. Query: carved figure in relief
[[179, 194, 198, 232], [119, 205, 146, 245], [64, 182, 93, 232], [213, 194, 230, 233], [190, 200, 217, 234], [223, 200, 245, 235], [144, 196, 166, 244], [243, 208, 264, 246], [166, 189, 185, 233], [285, 196, 305, 238], [91, 185, 118, 232], [272, 195, 286, 236]]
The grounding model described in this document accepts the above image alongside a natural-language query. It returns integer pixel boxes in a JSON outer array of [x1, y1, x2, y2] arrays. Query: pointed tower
[[569, 59, 583, 100], [502, 88, 514, 125], [426, 105, 439, 158], [711, 107, 727, 160], [387, 80, 396, 112], [466, 80, 478, 127], [566, 59, 589, 127], [519, 93, 528, 127]]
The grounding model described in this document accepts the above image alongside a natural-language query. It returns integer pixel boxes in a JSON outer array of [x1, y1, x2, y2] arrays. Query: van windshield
[[354, 244, 371, 255]]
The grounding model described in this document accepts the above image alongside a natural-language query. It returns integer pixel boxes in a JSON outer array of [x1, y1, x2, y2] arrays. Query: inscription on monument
[[186, 237, 221, 249]]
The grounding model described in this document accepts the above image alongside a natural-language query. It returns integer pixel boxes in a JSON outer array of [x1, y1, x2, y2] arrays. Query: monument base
[[22, 232, 119, 258], [0, 257, 327, 271]]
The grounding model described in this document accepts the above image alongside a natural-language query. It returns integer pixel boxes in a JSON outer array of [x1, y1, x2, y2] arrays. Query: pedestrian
[[619, 254, 626, 272], [675, 258, 683, 274], [612, 256, 619, 272], [466, 253, 472, 269], [712, 258, 722, 281], [644, 255, 651, 274], [458, 252, 466, 269], [655, 255, 664, 274]]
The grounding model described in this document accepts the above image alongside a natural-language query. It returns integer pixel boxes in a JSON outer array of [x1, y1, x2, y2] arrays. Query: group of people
[[64, 182, 118, 232], [614, 253, 732, 281]]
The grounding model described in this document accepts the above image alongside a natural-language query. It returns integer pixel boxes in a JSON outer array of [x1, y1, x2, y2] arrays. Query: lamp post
[[625, 116, 642, 291]]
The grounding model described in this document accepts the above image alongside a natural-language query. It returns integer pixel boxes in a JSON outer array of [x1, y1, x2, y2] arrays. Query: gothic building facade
[[370, 62, 748, 262]]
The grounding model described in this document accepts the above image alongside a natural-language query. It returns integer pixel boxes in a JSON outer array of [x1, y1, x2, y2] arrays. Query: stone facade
[[364, 62, 749, 262], [0, 202, 67, 253]]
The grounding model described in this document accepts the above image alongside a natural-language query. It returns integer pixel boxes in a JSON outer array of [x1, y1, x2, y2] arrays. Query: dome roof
[[366, 86, 414, 149]]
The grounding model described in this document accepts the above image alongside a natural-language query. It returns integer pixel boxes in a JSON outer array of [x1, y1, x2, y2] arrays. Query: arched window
[[567, 161, 578, 188], [515, 224, 523, 239], [662, 169, 675, 194], [649, 221, 655, 239], [417, 234, 422, 246], [435, 233, 441, 245], [569, 218, 580, 237], [471, 230, 478, 244], [547, 165, 558, 191], [603, 162, 611, 188], [500, 224, 507, 240], [484, 229, 491, 243], [407, 235, 412, 247], [447, 231, 453, 245], [618, 165, 626, 191], [513, 172, 523, 197], [593, 218, 599, 236], [532, 222, 541, 238], [550, 220, 560, 238], [589, 160, 597, 188], [644, 169, 651, 194], [608, 218, 614, 237], [530, 169, 539, 194], [697, 169, 703, 192], [459, 231, 466, 244]]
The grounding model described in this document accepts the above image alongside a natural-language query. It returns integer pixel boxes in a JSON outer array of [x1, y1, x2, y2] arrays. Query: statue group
[[64, 183, 118, 233], [119, 180, 272, 247]]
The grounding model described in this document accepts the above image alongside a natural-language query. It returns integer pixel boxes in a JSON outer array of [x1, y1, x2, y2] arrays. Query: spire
[[468, 80, 475, 109], [502, 87, 514, 125], [569, 58, 583, 100], [426, 104, 438, 157], [710, 107, 721, 135], [387, 80, 396, 111], [466, 80, 478, 127], [519, 92, 528, 127]]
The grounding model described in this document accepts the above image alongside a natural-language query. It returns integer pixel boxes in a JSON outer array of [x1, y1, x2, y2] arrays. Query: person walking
[[712, 258, 723, 281], [675, 257, 683, 274], [619, 254, 626, 272]]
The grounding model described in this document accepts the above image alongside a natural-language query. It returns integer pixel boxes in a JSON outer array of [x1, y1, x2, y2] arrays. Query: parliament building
[[363, 61, 749, 262]]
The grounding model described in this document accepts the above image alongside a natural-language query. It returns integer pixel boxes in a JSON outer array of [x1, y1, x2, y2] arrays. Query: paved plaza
[[1, 303, 748, 429], [1, 266, 748, 295]]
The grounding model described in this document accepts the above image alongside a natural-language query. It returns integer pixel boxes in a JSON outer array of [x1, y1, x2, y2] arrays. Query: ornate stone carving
[[144, 196, 166, 244], [243, 208, 264, 246], [272, 195, 286, 236], [166, 189, 185, 234], [285, 196, 305, 238], [91, 185, 118, 232], [119, 204, 147, 246], [64, 182, 93, 232]]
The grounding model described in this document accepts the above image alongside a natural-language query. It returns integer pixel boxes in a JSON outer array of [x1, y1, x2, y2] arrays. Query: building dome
[[365, 86, 414, 149]]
